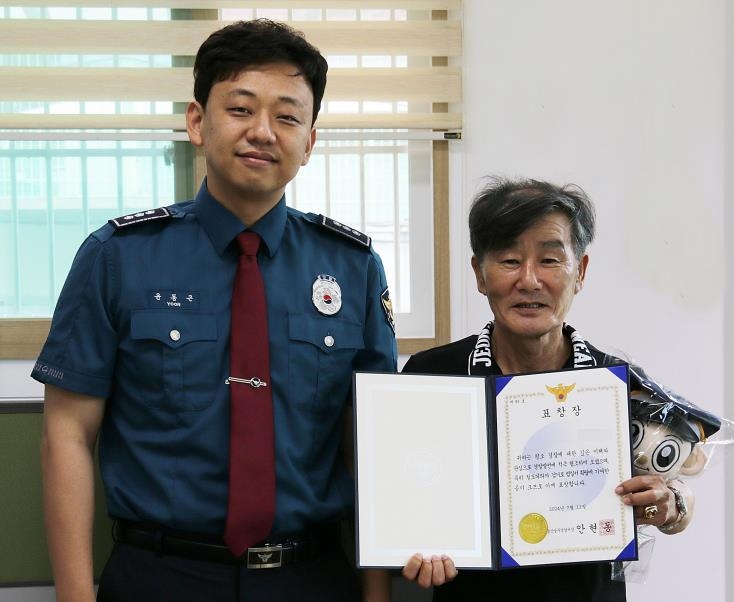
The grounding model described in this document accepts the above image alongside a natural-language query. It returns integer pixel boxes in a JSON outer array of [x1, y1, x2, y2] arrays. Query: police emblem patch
[[312, 275, 342, 316], [381, 288, 395, 333]]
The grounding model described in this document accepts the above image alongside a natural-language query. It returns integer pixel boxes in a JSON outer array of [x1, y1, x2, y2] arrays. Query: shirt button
[[324, 335, 335, 348], [169, 329, 181, 342]]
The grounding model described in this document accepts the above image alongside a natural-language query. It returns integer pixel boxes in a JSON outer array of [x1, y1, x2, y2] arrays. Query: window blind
[[0, 1, 462, 134], [0, 1, 459, 357]]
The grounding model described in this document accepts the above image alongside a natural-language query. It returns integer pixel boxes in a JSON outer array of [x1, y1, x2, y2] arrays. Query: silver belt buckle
[[246, 544, 283, 569]]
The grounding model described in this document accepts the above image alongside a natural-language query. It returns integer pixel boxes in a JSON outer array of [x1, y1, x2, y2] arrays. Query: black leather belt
[[112, 519, 340, 568]]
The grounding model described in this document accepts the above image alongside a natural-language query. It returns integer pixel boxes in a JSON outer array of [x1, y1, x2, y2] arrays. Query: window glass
[[1, 5, 438, 340], [0, 6, 181, 318]]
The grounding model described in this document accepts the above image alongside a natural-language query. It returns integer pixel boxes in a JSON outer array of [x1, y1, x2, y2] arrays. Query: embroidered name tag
[[149, 290, 200, 309]]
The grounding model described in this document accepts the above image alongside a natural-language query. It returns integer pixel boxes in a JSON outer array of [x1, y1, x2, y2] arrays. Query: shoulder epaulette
[[316, 215, 371, 247], [108, 207, 172, 229]]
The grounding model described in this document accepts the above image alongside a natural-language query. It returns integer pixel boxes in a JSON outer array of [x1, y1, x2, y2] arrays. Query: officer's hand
[[402, 553, 458, 589]]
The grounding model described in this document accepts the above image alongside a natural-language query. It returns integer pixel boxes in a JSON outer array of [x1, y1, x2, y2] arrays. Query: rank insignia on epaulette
[[109, 207, 172, 229], [319, 215, 371, 247]]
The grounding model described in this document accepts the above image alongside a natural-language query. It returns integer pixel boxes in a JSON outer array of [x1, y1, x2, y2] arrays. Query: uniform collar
[[191, 179, 286, 258], [246, 194, 286, 258]]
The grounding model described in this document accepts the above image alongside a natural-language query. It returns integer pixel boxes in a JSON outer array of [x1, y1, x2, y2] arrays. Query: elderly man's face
[[472, 212, 588, 342]]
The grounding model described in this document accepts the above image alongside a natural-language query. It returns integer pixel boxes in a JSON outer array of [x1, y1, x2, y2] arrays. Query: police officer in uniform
[[34, 19, 396, 602]]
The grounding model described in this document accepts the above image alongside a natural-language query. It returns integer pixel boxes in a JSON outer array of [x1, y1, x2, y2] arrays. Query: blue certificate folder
[[353, 364, 638, 569]]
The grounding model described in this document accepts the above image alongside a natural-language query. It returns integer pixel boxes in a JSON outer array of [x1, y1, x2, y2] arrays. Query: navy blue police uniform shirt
[[31, 181, 398, 535]]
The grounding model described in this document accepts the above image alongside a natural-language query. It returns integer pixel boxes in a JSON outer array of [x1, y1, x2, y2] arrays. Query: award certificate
[[353, 365, 636, 569], [494, 364, 636, 567]]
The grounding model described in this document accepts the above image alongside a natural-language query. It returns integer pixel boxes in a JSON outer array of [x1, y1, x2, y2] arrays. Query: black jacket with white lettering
[[403, 333, 615, 376], [401, 332, 627, 602]]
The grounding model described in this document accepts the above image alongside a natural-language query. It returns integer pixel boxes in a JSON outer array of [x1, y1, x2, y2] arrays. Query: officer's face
[[186, 62, 316, 219], [471, 212, 588, 343]]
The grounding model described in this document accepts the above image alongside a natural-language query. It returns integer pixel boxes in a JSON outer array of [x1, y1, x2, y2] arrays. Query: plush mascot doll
[[629, 389, 711, 481], [628, 363, 721, 482], [626, 364, 721, 539], [611, 364, 724, 583], [612, 365, 722, 583]]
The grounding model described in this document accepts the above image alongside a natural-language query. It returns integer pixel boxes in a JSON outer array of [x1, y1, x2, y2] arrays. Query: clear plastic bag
[[602, 355, 734, 583], [611, 527, 656, 583]]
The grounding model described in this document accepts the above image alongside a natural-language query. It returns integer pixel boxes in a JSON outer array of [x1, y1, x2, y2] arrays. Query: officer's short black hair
[[468, 175, 596, 261], [193, 18, 328, 126]]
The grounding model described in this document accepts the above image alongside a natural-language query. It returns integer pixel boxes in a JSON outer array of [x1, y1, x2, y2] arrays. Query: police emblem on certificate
[[352, 365, 637, 569]]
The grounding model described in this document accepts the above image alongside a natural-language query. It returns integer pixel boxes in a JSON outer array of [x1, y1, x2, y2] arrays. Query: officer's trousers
[[96, 542, 363, 602]]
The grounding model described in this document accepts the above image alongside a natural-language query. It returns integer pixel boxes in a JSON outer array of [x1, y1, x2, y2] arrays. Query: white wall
[[0, 361, 41, 403], [726, 0, 734, 599], [453, 1, 727, 600], [0, 588, 54, 602]]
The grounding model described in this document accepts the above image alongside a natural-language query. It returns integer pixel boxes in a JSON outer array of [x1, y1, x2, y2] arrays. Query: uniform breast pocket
[[288, 313, 365, 414], [130, 310, 220, 411]]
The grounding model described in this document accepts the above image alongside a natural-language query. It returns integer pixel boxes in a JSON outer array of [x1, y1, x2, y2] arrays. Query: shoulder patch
[[108, 207, 172, 229], [381, 287, 395, 333], [317, 215, 371, 247]]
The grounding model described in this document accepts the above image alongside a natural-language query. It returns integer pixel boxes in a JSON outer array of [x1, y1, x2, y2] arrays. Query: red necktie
[[223, 231, 275, 556]]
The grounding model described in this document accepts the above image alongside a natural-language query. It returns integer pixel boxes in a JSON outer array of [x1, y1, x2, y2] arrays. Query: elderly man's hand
[[615, 475, 680, 527], [402, 553, 458, 589]]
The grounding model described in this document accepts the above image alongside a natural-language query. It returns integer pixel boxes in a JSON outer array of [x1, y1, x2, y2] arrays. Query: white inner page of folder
[[354, 372, 493, 568]]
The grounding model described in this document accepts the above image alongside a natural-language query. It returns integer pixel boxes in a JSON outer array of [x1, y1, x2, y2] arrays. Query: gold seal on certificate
[[518, 513, 548, 544]]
